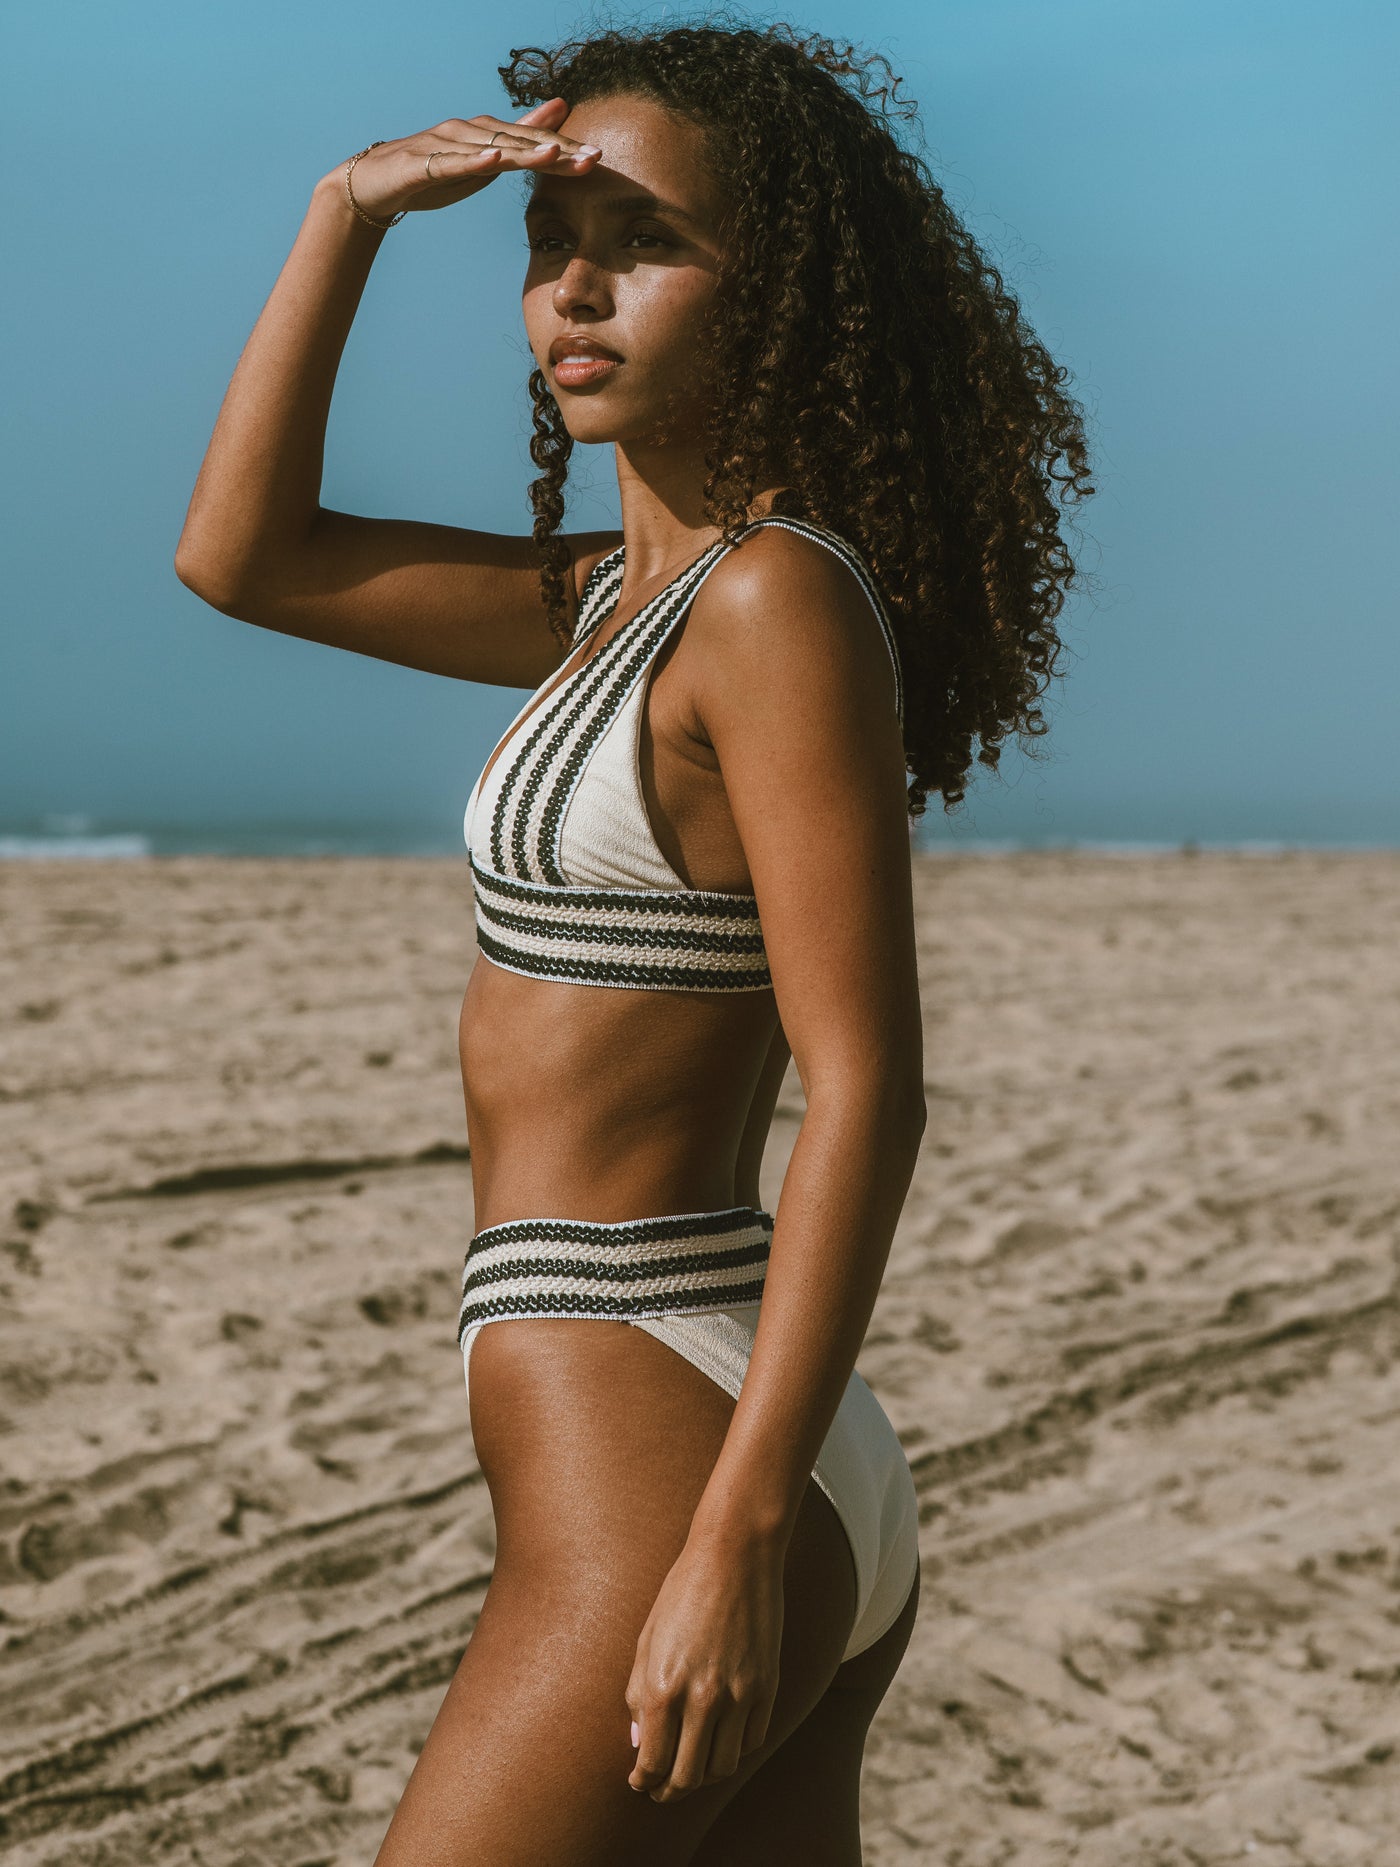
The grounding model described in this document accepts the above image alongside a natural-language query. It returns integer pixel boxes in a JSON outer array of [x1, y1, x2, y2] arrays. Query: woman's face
[[521, 92, 729, 446]]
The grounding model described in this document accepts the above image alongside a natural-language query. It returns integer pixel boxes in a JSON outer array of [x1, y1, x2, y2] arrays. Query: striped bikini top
[[464, 515, 904, 994]]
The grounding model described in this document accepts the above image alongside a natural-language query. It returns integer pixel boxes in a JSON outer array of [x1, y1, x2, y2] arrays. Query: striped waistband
[[457, 1205, 774, 1344], [469, 855, 773, 994]]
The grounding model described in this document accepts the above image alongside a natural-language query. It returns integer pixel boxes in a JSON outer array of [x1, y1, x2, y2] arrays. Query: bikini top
[[464, 515, 905, 994]]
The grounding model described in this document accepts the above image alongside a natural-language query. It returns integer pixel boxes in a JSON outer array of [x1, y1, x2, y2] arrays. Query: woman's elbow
[[175, 546, 222, 605], [174, 548, 242, 614], [887, 1079, 927, 1147], [808, 1067, 926, 1146]]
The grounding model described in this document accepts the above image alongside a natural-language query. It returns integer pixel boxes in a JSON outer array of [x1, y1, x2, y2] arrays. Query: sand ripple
[[1, 852, 1397, 1864]]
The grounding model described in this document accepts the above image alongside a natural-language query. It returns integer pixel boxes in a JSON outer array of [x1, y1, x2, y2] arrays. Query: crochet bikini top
[[463, 516, 905, 994]]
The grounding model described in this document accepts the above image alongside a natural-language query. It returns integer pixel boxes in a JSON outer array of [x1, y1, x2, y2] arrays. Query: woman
[[175, 21, 1091, 1862]]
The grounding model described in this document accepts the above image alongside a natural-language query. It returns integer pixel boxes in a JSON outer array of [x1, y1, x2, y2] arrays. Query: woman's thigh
[[370, 1318, 861, 1867]]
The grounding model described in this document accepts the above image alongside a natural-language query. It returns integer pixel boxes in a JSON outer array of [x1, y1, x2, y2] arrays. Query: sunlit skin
[[446, 95, 922, 1848], [175, 86, 923, 1864], [462, 95, 790, 1245], [522, 102, 729, 452]]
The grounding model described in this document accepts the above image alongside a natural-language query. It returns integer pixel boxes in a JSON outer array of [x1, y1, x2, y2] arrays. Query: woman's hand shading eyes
[[332, 96, 601, 224]]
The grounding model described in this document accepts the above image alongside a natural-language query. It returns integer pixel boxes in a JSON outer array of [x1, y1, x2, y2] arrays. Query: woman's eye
[[525, 229, 670, 254]]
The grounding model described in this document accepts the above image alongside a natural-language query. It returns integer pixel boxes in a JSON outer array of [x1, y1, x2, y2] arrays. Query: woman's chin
[[559, 405, 667, 447], [558, 410, 627, 445]]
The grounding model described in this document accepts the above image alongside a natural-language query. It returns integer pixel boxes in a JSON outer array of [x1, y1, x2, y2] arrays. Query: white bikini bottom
[[457, 1205, 920, 1663]]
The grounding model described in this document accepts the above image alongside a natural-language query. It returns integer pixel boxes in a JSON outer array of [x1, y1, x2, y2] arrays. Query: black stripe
[[470, 854, 760, 918], [484, 678, 578, 872], [468, 1206, 772, 1250], [575, 546, 625, 627], [497, 604, 649, 878], [570, 558, 625, 650], [535, 542, 732, 881], [461, 1237, 773, 1299], [458, 1276, 771, 1336], [487, 558, 634, 872], [527, 546, 728, 883]]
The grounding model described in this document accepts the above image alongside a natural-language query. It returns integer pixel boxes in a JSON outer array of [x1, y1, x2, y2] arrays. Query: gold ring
[[425, 150, 447, 180], [487, 130, 501, 147]]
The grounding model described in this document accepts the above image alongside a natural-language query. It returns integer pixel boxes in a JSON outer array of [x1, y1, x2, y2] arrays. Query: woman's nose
[[552, 257, 612, 319]]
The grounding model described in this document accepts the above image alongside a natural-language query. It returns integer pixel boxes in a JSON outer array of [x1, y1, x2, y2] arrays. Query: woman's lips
[[552, 355, 622, 388]]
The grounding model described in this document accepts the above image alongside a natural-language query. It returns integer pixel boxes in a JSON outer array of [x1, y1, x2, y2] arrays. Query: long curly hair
[[500, 14, 1095, 818]]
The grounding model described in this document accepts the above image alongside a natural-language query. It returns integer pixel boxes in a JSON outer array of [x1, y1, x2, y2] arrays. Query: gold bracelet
[[345, 142, 405, 231]]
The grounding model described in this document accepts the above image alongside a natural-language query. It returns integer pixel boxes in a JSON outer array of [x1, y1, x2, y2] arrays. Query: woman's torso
[[457, 517, 903, 1232]]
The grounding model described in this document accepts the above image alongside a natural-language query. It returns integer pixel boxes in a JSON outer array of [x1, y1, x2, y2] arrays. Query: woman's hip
[[459, 1203, 779, 1544], [456, 1202, 918, 1667]]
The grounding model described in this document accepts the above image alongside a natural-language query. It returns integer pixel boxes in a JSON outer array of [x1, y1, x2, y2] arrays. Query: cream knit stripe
[[475, 923, 765, 973], [470, 855, 762, 911], [472, 938, 777, 992], [462, 1261, 770, 1311]]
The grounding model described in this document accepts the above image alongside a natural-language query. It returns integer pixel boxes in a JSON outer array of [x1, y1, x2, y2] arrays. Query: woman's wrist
[[686, 1492, 795, 1565], [311, 166, 387, 235]]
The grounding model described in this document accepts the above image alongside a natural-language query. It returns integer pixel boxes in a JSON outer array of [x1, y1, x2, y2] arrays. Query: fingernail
[[578, 143, 601, 155], [630, 1720, 640, 1747]]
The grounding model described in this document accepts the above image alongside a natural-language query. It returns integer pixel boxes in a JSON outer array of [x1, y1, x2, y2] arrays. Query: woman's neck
[[612, 439, 791, 584]]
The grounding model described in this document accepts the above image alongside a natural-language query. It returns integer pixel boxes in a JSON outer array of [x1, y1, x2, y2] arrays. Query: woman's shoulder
[[695, 517, 904, 725]]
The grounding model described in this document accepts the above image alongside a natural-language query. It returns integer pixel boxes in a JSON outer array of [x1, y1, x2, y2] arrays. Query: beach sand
[[2, 850, 1397, 1865]]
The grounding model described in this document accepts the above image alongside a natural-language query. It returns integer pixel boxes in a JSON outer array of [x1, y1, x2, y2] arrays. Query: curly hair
[[500, 13, 1095, 818]]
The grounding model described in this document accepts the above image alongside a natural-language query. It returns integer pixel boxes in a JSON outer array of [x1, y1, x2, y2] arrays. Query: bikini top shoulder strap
[[571, 544, 626, 648]]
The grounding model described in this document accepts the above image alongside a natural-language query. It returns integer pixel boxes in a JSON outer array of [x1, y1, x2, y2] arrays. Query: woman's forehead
[[546, 93, 722, 223]]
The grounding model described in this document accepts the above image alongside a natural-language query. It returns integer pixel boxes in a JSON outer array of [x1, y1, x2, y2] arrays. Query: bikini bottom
[[457, 1204, 920, 1663]]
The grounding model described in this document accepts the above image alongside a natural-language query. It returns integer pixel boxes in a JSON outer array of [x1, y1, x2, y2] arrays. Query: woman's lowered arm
[[684, 527, 926, 1556], [621, 523, 924, 1803]]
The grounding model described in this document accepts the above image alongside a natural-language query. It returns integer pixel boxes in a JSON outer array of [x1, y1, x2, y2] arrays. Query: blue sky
[[5, 0, 1396, 848]]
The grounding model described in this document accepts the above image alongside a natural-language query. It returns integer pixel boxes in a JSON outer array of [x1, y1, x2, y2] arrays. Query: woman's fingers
[[702, 1701, 748, 1785], [419, 120, 601, 186], [458, 111, 600, 161], [658, 1688, 724, 1800], [513, 96, 569, 127], [341, 110, 601, 221], [630, 1683, 750, 1801], [627, 1695, 682, 1796], [407, 127, 600, 207], [742, 1692, 775, 1757]]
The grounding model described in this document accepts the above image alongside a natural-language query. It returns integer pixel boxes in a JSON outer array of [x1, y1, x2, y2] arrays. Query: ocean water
[[0, 834, 157, 860], [1, 816, 1395, 860], [0, 818, 458, 859]]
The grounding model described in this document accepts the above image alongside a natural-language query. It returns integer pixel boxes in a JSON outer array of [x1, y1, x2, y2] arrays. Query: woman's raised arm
[[173, 100, 616, 686]]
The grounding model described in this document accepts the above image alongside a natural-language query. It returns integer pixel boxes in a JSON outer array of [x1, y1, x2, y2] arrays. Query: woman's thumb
[[516, 96, 567, 125]]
